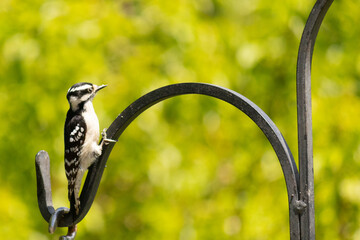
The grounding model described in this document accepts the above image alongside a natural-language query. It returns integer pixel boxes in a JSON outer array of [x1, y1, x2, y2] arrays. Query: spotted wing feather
[[64, 112, 87, 211]]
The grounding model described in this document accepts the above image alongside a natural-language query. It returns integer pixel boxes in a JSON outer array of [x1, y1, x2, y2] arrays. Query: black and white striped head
[[67, 82, 106, 111]]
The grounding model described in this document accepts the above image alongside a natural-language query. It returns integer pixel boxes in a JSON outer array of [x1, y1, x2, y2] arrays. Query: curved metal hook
[[35, 150, 55, 221], [36, 82, 301, 237], [49, 207, 70, 234], [296, 0, 333, 238]]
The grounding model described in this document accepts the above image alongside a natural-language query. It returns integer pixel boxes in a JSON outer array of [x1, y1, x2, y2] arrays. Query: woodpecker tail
[[68, 183, 80, 217]]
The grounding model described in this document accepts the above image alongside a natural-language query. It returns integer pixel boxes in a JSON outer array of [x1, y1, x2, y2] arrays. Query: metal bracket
[[35, 0, 335, 239]]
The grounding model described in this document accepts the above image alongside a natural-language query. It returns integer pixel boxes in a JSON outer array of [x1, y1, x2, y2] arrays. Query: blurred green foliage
[[0, 0, 360, 239]]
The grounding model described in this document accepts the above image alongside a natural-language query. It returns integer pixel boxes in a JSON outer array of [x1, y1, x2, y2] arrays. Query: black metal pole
[[296, 0, 334, 239]]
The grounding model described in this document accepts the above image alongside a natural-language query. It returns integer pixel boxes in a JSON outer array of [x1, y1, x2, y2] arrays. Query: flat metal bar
[[296, 0, 334, 239]]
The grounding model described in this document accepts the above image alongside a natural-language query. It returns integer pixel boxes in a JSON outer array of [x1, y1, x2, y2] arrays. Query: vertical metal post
[[296, 0, 333, 239]]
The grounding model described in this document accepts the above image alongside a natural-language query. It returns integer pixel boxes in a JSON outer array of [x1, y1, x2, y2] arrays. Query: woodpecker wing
[[64, 112, 87, 202]]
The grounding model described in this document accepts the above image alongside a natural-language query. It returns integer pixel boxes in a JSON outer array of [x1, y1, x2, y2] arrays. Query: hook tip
[[35, 150, 49, 165]]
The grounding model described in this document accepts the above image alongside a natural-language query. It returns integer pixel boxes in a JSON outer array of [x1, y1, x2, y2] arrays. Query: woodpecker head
[[67, 82, 106, 111]]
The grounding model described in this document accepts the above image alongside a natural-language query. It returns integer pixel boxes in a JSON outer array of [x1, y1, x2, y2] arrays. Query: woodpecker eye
[[87, 88, 92, 93]]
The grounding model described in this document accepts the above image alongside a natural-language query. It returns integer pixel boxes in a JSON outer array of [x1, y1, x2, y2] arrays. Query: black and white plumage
[[64, 82, 112, 215]]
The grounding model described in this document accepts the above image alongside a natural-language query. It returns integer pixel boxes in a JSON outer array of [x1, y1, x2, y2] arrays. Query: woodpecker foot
[[101, 128, 117, 144], [59, 225, 77, 240]]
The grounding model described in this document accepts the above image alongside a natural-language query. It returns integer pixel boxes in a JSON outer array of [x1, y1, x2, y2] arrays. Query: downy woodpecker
[[64, 82, 115, 215]]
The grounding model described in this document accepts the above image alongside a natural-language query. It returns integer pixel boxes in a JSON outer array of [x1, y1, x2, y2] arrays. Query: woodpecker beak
[[94, 84, 107, 93]]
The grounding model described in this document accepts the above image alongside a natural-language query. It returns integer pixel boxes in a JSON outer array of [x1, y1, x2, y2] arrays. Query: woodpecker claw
[[101, 129, 117, 144]]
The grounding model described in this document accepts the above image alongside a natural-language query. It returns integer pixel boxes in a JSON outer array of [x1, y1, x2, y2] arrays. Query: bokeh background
[[0, 0, 360, 239]]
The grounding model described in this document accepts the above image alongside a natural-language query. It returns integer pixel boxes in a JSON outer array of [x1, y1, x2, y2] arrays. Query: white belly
[[79, 101, 101, 169]]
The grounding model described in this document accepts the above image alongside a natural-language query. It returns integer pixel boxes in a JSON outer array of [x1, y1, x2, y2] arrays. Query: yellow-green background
[[1, 0, 359, 239]]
